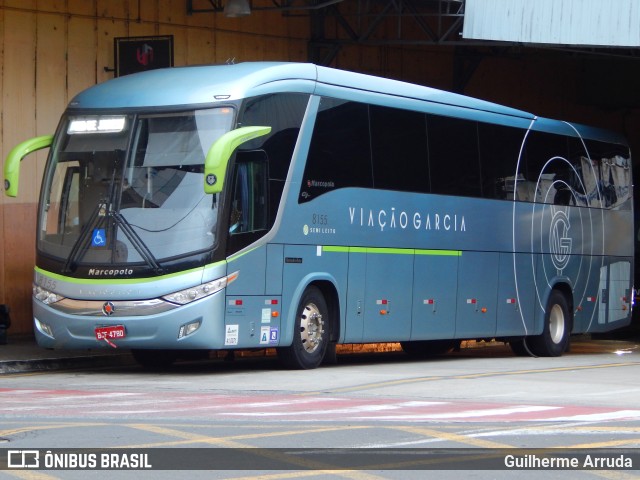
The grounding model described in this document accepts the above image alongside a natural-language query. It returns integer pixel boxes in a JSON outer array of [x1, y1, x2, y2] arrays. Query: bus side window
[[239, 93, 309, 210], [583, 139, 632, 210], [301, 98, 372, 203], [369, 105, 429, 193], [521, 130, 572, 205], [228, 150, 268, 236], [477, 122, 527, 200], [427, 115, 481, 198]]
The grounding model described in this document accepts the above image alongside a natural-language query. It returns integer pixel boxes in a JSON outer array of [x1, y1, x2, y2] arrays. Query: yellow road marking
[[125, 424, 386, 480], [116, 424, 370, 448], [392, 425, 513, 448], [3, 421, 640, 479]]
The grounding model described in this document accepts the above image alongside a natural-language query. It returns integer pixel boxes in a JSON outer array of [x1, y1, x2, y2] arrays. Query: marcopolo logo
[[88, 268, 134, 277]]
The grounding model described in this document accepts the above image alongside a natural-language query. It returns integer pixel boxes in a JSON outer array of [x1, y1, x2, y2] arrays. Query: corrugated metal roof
[[462, 0, 640, 47]]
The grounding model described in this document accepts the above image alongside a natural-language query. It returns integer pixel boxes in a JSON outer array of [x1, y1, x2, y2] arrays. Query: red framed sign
[[114, 35, 174, 77]]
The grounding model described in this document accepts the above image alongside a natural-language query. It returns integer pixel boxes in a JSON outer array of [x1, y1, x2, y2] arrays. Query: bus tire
[[527, 290, 571, 357], [278, 286, 329, 370], [132, 349, 178, 369], [509, 338, 533, 356]]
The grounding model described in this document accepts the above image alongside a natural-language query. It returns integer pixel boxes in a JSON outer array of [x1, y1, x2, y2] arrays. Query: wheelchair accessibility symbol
[[92, 228, 106, 247]]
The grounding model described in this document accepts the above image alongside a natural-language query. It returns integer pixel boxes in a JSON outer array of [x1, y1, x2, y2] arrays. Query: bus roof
[[530, 116, 629, 145], [69, 62, 534, 120]]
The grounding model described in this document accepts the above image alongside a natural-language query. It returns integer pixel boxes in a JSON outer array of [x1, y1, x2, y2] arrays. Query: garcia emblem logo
[[549, 206, 572, 274], [514, 151, 602, 321]]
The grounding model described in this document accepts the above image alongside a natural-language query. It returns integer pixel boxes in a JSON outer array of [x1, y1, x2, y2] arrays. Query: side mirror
[[4, 135, 53, 197], [204, 126, 271, 194]]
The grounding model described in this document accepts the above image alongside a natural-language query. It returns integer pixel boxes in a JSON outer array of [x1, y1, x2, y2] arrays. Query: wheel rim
[[549, 304, 565, 344], [299, 302, 324, 354]]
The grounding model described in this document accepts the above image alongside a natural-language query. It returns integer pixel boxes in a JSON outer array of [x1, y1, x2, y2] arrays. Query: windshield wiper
[[62, 155, 163, 275], [62, 204, 163, 275], [110, 211, 163, 274], [63, 153, 120, 273]]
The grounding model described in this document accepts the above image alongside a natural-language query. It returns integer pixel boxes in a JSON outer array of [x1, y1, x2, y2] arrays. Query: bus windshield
[[38, 107, 234, 275]]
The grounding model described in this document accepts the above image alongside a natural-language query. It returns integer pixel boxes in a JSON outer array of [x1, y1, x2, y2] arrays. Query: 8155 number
[[312, 214, 328, 225]]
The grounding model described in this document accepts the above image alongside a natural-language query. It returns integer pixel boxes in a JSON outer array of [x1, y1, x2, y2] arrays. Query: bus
[[3, 62, 633, 369]]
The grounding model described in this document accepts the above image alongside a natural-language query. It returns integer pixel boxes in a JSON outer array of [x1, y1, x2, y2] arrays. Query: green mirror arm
[[4, 135, 54, 197], [204, 126, 272, 194]]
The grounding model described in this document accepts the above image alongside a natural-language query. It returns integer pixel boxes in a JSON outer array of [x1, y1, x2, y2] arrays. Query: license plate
[[95, 325, 126, 341]]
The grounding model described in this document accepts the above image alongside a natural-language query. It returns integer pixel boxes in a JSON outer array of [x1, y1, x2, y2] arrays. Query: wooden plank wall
[[0, 0, 310, 335]]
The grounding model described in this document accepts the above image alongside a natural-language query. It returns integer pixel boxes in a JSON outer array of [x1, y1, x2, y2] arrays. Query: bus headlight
[[162, 271, 239, 305], [33, 285, 65, 305]]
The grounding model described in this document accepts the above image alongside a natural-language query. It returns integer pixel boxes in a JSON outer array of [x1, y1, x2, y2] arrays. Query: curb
[[0, 352, 135, 374]]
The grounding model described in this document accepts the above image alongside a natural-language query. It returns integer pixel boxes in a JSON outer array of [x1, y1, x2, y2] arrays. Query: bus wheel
[[132, 349, 178, 369], [278, 286, 329, 370], [400, 340, 458, 358], [527, 290, 571, 357]]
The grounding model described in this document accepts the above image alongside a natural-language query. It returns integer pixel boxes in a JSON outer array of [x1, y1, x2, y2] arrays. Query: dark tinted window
[[521, 131, 585, 206], [300, 99, 372, 203], [299, 96, 627, 209], [370, 105, 429, 193], [563, 136, 592, 207], [427, 115, 481, 197], [478, 123, 526, 200], [583, 139, 631, 209], [226, 151, 270, 255], [229, 151, 268, 235], [238, 93, 309, 220]]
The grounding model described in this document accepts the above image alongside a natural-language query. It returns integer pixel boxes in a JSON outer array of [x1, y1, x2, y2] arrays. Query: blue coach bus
[[3, 62, 633, 368]]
